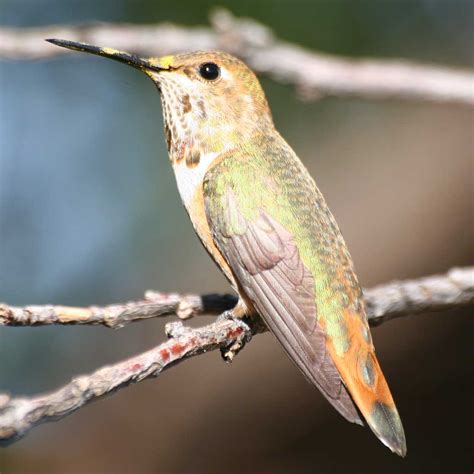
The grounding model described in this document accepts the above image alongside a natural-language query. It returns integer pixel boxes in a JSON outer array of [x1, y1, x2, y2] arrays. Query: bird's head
[[47, 40, 274, 159]]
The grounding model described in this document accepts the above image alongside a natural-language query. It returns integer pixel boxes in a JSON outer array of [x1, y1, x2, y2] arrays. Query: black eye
[[199, 62, 220, 81]]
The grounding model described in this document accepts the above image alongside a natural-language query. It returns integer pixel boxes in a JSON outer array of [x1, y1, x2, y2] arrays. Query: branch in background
[[1, 9, 472, 106], [1, 267, 472, 329], [0, 267, 472, 444]]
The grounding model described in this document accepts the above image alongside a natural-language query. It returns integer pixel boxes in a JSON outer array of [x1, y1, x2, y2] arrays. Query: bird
[[46, 38, 407, 457]]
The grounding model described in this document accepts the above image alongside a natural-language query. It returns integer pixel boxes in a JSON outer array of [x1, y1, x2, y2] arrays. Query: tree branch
[[1, 9, 472, 106], [0, 267, 472, 444], [1, 267, 472, 329], [0, 292, 238, 328], [0, 318, 252, 445]]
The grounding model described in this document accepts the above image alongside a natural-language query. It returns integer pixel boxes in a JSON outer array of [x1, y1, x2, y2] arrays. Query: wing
[[205, 185, 361, 423], [202, 144, 406, 456]]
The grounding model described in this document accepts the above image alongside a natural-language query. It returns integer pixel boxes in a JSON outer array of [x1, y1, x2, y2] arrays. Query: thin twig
[[1, 267, 472, 329], [0, 292, 237, 328], [0, 267, 472, 444], [0, 318, 252, 445], [363, 267, 473, 325], [0, 9, 472, 105]]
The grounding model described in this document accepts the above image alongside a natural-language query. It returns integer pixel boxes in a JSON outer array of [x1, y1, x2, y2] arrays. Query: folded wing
[[206, 188, 362, 424]]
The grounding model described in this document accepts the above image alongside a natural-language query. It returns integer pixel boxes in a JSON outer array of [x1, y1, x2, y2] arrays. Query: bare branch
[[0, 267, 472, 443], [363, 267, 473, 325], [0, 292, 237, 328], [1, 9, 472, 105], [0, 318, 252, 444], [1, 267, 472, 329]]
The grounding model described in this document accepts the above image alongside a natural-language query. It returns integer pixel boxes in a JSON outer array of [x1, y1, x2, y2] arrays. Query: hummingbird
[[47, 39, 406, 456]]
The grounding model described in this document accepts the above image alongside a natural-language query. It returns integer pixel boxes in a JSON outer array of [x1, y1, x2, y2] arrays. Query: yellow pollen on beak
[[100, 47, 122, 56], [153, 55, 174, 69]]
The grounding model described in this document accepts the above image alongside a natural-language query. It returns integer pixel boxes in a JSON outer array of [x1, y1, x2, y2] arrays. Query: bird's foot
[[217, 310, 253, 363]]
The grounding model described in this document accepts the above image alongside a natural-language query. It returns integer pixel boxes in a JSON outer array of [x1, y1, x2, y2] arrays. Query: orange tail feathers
[[327, 311, 407, 456]]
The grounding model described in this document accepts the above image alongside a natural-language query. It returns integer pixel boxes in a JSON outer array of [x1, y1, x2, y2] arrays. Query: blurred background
[[0, 0, 472, 473]]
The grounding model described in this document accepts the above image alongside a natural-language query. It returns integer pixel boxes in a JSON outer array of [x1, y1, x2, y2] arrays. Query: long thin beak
[[46, 39, 167, 73]]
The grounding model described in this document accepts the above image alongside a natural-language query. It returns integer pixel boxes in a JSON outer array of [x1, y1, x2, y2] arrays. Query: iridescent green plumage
[[203, 130, 405, 455], [205, 131, 363, 354]]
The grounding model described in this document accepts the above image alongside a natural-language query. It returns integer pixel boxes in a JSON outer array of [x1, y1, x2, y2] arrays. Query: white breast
[[172, 151, 220, 210]]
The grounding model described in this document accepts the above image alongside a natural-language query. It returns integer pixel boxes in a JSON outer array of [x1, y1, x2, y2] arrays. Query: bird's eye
[[199, 62, 220, 81]]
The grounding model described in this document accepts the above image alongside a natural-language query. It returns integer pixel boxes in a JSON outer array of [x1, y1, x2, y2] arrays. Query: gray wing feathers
[[213, 204, 362, 424]]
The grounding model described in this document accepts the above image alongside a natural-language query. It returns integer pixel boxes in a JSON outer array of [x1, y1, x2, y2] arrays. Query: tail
[[348, 352, 406, 457], [327, 313, 407, 457]]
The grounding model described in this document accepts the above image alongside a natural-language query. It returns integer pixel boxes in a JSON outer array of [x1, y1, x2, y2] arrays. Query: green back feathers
[[204, 132, 364, 356]]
